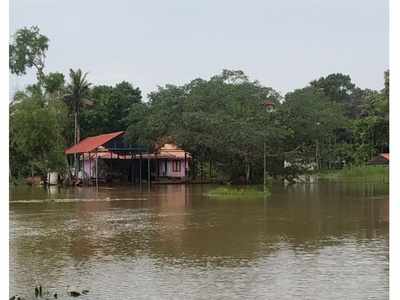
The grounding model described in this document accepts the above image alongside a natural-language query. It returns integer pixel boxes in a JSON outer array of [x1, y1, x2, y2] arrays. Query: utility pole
[[315, 122, 321, 170], [263, 100, 274, 193]]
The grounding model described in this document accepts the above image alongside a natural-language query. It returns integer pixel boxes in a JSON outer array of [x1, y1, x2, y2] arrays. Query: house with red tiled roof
[[156, 143, 192, 178], [65, 131, 191, 184]]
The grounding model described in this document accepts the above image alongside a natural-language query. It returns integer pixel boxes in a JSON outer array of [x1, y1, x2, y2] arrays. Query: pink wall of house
[[158, 159, 188, 178], [82, 157, 189, 179], [83, 159, 95, 178]]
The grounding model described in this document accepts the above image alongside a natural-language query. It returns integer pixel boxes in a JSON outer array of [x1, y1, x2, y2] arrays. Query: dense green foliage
[[9, 26, 49, 83], [9, 26, 389, 183], [277, 86, 348, 169], [10, 88, 69, 179], [125, 70, 388, 183], [81, 81, 142, 138], [126, 70, 286, 182]]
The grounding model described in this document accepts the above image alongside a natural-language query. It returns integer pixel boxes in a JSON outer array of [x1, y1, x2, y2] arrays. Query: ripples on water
[[10, 183, 388, 299]]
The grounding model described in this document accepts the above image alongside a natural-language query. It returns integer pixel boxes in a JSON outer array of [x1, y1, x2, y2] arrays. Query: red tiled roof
[[264, 100, 274, 106], [380, 153, 389, 160], [65, 131, 125, 154]]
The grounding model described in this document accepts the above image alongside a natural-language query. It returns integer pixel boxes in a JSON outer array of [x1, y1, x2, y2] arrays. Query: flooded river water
[[10, 182, 388, 299]]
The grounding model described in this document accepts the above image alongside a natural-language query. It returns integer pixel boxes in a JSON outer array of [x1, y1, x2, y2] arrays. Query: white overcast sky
[[10, 0, 388, 98]]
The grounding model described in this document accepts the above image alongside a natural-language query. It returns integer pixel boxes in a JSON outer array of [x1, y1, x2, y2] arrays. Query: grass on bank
[[207, 185, 271, 199], [318, 165, 388, 182]]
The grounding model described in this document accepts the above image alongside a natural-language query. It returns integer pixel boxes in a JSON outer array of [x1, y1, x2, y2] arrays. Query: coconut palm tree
[[64, 69, 92, 177], [65, 69, 91, 145]]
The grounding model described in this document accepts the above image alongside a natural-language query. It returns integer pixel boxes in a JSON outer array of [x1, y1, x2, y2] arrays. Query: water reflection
[[10, 182, 388, 299]]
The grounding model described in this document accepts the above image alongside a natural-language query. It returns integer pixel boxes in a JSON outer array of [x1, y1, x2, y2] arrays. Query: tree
[[65, 69, 91, 145], [44, 72, 65, 95], [310, 73, 360, 118], [80, 81, 142, 137], [10, 89, 69, 179], [9, 26, 49, 83], [126, 70, 284, 183], [278, 87, 347, 169], [384, 69, 389, 99], [307, 72, 390, 166], [350, 72, 389, 162], [310, 73, 355, 103]]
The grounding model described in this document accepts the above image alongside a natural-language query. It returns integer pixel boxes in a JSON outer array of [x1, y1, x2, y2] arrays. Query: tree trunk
[[73, 106, 81, 176], [74, 112, 78, 144], [76, 107, 81, 143], [73, 111, 78, 176], [245, 162, 251, 184], [200, 161, 203, 181], [315, 139, 319, 170]]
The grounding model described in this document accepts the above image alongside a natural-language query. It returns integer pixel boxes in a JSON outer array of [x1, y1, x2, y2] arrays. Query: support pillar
[[131, 152, 134, 184], [95, 152, 98, 188], [139, 153, 142, 185], [184, 152, 187, 179], [156, 154, 159, 179], [79, 153, 82, 180], [147, 157, 151, 187], [89, 152, 92, 186], [110, 151, 113, 183]]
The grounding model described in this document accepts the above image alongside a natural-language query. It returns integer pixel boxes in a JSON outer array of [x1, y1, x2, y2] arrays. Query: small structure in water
[[64, 131, 191, 185]]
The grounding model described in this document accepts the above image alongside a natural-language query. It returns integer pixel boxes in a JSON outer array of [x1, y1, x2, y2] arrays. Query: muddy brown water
[[10, 182, 388, 299]]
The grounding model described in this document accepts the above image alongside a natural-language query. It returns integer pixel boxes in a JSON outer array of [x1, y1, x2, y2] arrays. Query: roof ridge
[[65, 131, 125, 154]]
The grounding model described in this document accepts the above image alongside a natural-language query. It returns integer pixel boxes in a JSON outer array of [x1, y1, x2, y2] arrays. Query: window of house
[[172, 160, 181, 172]]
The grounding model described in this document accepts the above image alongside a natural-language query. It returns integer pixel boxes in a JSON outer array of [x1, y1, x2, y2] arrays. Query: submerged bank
[[318, 165, 388, 183], [10, 165, 389, 190], [207, 185, 271, 198]]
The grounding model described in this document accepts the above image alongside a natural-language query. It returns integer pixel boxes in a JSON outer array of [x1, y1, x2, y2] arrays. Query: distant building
[[367, 153, 389, 166], [263, 100, 276, 113], [155, 143, 191, 179]]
